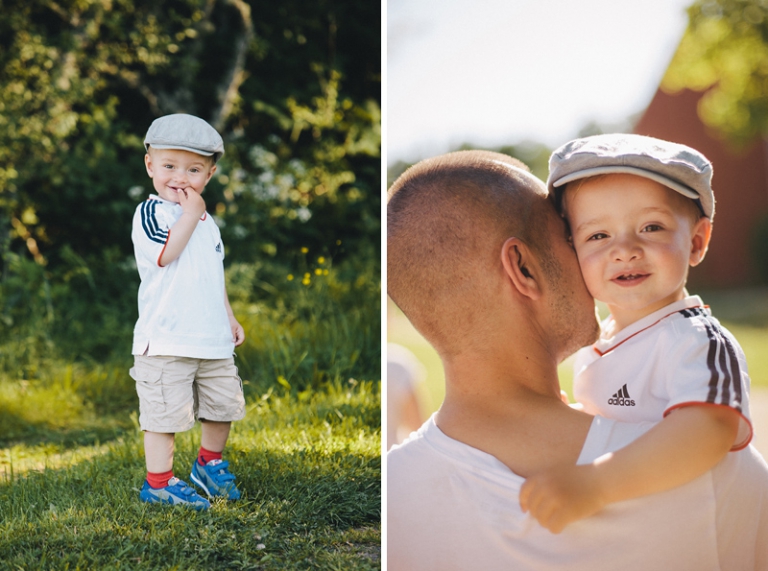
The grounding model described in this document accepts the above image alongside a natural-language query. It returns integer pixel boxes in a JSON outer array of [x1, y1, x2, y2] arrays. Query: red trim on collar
[[593, 305, 703, 357]]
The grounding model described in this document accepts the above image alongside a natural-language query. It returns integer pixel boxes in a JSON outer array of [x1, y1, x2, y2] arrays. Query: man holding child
[[386, 142, 768, 570]]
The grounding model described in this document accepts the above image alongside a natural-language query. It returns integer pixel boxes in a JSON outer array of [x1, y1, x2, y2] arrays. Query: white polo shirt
[[387, 415, 768, 571], [573, 296, 752, 449], [131, 195, 234, 359]]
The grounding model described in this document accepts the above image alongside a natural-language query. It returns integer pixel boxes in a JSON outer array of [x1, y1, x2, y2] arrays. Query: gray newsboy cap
[[547, 133, 714, 220], [144, 113, 225, 163]]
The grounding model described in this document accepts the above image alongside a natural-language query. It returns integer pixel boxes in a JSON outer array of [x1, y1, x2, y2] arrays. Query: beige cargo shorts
[[130, 355, 246, 433]]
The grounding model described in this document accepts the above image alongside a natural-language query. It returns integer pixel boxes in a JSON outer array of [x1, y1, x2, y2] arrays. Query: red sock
[[198, 446, 223, 466], [147, 469, 174, 489]]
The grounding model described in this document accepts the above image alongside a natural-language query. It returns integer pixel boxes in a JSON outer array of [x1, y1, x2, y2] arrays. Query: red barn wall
[[634, 88, 768, 288]]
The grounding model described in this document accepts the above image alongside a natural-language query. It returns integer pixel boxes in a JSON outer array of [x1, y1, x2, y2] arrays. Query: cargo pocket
[[231, 359, 246, 414], [232, 359, 243, 392], [130, 363, 166, 415]]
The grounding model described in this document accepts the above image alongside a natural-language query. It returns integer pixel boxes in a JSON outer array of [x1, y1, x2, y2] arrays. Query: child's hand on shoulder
[[519, 463, 607, 533], [178, 188, 206, 218]]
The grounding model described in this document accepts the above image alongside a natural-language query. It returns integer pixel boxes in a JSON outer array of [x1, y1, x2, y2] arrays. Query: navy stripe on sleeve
[[140, 200, 169, 245], [683, 308, 743, 412]]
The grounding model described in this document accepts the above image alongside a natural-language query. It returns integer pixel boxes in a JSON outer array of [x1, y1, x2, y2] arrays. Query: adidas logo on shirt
[[215, 242, 222, 253], [608, 384, 636, 407]]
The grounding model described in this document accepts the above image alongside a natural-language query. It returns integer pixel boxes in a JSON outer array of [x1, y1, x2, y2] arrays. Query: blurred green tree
[[0, 0, 380, 361], [0, 0, 379, 271], [663, 0, 768, 146]]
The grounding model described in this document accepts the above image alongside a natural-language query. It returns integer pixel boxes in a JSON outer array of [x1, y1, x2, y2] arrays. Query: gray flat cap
[[547, 133, 714, 220], [144, 114, 224, 163]]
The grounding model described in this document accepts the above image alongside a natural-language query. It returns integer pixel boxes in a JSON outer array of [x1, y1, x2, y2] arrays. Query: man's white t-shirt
[[131, 195, 234, 359], [573, 296, 752, 449], [387, 415, 768, 570]]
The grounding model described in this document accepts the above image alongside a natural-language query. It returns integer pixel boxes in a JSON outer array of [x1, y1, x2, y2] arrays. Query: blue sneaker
[[140, 477, 211, 510], [190, 458, 241, 500]]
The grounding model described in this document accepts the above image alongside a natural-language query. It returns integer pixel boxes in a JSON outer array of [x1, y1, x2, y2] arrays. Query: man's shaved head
[[387, 150, 558, 355]]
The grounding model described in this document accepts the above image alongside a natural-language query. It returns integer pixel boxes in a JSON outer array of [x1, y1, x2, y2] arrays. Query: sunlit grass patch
[[0, 382, 380, 569], [0, 358, 135, 454], [720, 323, 768, 389], [0, 245, 381, 568]]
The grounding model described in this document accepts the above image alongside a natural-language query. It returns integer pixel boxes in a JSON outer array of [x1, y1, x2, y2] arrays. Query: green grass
[[0, 381, 380, 570], [0, 255, 381, 569]]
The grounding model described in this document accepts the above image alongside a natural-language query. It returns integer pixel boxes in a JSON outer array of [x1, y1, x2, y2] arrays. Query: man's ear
[[500, 237, 542, 300], [689, 217, 712, 267]]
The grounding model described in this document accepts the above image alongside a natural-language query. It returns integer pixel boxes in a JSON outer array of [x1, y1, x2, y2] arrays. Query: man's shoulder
[[388, 422, 431, 466], [710, 444, 768, 568], [387, 418, 462, 486], [714, 444, 768, 486]]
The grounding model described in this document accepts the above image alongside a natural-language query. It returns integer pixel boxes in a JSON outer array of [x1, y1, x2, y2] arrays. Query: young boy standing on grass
[[130, 114, 246, 510], [520, 134, 753, 532]]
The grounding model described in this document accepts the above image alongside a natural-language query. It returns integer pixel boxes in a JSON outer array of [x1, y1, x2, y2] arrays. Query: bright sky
[[387, 0, 693, 165]]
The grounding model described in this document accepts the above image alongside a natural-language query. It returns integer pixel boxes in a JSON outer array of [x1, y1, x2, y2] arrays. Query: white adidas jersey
[[573, 296, 752, 449], [131, 195, 234, 359]]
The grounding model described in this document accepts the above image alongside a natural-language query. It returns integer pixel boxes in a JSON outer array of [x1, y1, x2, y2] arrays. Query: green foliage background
[[663, 0, 768, 147], [0, 6, 381, 563], [662, 0, 768, 282], [0, 0, 381, 378]]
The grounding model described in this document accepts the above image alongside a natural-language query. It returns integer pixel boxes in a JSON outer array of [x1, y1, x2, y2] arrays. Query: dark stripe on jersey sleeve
[[714, 325, 732, 407], [141, 200, 169, 245], [682, 308, 730, 406], [680, 307, 705, 319], [701, 318, 745, 410], [703, 322, 722, 404], [719, 326, 744, 412]]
